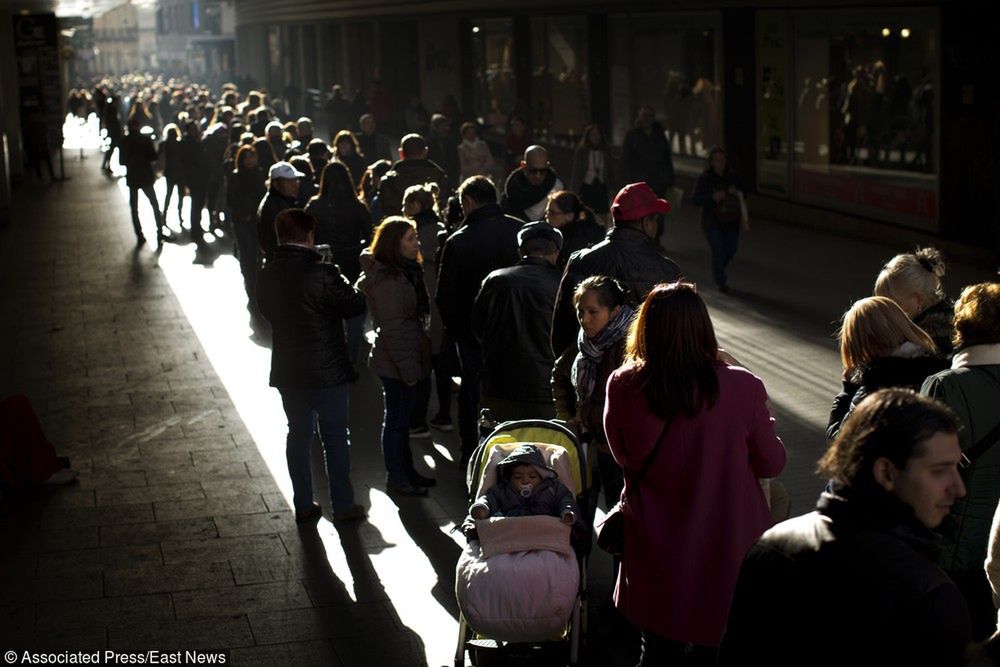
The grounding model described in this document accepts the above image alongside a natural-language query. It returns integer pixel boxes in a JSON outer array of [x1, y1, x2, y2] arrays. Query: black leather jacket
[[435, 202, 522, 344], [472, 256, 562, 403], [551, 226, 681, 355], [257, 245, 367, 389], [719, 489, 972, 667]]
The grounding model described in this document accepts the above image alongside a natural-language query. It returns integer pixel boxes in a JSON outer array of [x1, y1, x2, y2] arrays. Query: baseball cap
[[269, 161, 306, 180], [517, 221, 563, 251], [611, 182, 671, 222]]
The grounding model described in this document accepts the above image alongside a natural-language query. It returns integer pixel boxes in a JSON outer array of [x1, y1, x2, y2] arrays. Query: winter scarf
[[504, 168, 558, 218], [572, 304, 635, 405], [401, 258, 430, 323]]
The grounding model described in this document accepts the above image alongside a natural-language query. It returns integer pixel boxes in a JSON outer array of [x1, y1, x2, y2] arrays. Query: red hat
[[611, 182, 672, 222]]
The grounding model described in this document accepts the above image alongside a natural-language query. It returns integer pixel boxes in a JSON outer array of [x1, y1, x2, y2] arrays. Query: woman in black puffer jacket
[[827, 296, 948, 442]]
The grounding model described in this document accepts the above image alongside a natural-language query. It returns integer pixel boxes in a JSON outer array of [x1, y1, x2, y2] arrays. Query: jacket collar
[[463, 202, 505, 226], [818, 486, 943, 560], [274, 244, 321, 261], [607, 225, 655, 247], [517, 256, 558, 269], [952, 343, 1000, 369]]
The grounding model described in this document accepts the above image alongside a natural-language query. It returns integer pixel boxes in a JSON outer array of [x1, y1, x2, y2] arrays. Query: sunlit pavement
[[0, 118, 994, 665]]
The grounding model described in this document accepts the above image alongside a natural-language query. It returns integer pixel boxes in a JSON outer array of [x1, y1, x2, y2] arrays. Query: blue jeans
[[278, 384, 355, 514], [704, 227, 740, 288], [379, 376, 419, 486]]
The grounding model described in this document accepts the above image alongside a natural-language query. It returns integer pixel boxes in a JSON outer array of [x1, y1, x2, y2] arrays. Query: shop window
[[610, 13, 722, 171], [791, 10, 938, 228], [530, 16, 589, 146], [471, 18, 516, 135]]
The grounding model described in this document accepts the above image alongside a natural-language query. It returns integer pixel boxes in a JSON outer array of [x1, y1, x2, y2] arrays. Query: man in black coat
[[622, 105, 675, 197], [473, 222, 563, 423], [179, 121, 210, 248], [121, 117, 164, 245], [257, 209, 367, 524], [719, 389, 971, 667], [377, 133, 448, 216], [257, 161, 303, 259], [501, 145, 564, 222], [436, 176, 523, 465], [551, 182, 681, 357]]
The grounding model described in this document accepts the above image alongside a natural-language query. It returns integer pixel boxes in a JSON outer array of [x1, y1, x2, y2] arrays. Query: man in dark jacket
[[121, 118, 164, 245], [501, 145, 564, 222], [257, 208, 367, 524], [179, 121, 211, 248], [427, 114, 459, 190], [357, 113, 394, 164], [377, 133, 448, 216], [436, 176, 523, 465], [473, 222, 563, 422], [257, 161, 303, 259], [551, 182, 681, 356], [719, 389, 971, 666], [622, 106, 675, 197]]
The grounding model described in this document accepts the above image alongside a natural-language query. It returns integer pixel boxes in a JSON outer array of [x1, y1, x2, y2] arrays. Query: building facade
[[94, 1, 157, 74], [155, 0, 236, 82], [231, 0, 997, 255]]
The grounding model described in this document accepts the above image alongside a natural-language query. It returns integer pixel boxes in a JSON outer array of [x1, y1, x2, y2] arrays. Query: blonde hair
[[953, 282, 1000, 349], [839, 296, 938, 371], [874, 247, 946, 308], [402, 182, 439, 215]]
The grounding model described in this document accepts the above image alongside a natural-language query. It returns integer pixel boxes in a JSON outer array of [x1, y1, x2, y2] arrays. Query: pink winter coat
[[603, 361, 786, 646]]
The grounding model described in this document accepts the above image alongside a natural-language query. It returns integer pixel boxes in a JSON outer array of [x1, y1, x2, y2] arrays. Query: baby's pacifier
[[519, 484, 534, 498]]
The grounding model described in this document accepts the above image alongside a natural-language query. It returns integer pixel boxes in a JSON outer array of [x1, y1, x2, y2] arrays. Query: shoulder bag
[[595, 417, 673, 556]]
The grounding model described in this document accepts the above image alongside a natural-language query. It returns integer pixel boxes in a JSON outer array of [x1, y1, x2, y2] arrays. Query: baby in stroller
[[469, 444, 578, 525]]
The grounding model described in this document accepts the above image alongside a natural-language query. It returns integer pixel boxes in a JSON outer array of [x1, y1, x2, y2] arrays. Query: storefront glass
[[471, 18, 516, 135], [609, 13, 722, 172], [791, 9, 938, 228], [530, 16, 589, 146]]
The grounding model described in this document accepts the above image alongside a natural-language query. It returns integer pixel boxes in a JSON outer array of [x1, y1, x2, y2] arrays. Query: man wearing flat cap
[[472, 221, 564, 422]]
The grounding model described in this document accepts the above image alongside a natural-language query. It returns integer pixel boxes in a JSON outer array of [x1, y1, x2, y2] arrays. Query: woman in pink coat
[[603, 282, 786, 664]]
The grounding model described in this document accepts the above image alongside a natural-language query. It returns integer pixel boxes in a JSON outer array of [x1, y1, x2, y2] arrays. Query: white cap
[[269, 161, 305, 181]]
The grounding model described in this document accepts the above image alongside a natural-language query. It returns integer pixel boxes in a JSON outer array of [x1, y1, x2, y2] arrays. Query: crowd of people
[[60, 73, 1000, 665]]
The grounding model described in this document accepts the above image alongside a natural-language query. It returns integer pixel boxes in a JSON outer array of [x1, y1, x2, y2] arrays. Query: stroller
[[454, 419, 593, 667]]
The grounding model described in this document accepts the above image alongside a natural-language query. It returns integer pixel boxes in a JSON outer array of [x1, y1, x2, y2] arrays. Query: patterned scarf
[[573, 304, 635, 406]]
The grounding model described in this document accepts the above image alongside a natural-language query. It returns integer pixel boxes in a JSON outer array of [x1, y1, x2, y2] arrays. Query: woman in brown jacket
[[357, 217, 435, 496], [552, 275, 633, 509]]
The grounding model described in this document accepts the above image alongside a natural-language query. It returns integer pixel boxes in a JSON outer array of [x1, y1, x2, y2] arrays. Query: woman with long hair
[[604, 282, 785, 664], [226, 144, 267, 310], [827, 296, 947, 441], [332, 129, 367, 190], [304, 161, 374, 369], [357, 217, 435, 496], [359, 159, 393, 223]]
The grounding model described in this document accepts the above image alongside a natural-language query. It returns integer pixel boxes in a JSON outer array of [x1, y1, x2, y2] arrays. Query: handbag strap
[[622, 416, 673, 502], [958, 367, 1000, 469]]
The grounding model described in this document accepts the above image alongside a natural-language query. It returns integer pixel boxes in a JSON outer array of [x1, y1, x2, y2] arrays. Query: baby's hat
[[497, 443, 556, 482]]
